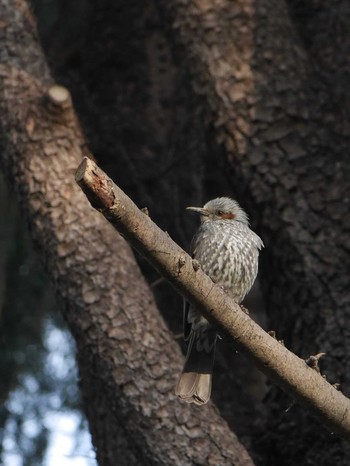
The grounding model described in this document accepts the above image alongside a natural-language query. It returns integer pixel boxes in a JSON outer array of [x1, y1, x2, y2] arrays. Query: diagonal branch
[[76, 156, 350, 443]]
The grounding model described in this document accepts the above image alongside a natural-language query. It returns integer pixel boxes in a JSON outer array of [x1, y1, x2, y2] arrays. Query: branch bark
[[76, 156, 350, 443]]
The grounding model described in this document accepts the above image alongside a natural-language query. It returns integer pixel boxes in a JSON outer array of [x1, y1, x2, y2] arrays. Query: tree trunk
[[156, 0, 350, 463], [2, 0, 350, 464], [0, 1, 254, 465]]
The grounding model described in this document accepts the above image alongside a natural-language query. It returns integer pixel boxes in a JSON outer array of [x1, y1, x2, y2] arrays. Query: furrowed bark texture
[[156, 0, 350, 463], [0, 1, 254, 465]]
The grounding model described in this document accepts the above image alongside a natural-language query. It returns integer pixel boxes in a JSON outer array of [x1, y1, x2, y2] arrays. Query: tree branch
[[76, 156, 350, 443]]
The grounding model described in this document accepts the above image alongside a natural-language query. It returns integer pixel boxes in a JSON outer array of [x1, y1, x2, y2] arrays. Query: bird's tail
[[175, 328, 217, 405]]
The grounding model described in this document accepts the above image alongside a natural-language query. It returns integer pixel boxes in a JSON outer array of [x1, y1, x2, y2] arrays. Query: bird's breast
[[191, 221, 261, 302]]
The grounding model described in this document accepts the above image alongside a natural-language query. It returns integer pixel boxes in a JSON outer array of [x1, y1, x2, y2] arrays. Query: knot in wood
[[305, 352, 326, 373], [192, 259, 201, 271], [178, 256, 186, 268]]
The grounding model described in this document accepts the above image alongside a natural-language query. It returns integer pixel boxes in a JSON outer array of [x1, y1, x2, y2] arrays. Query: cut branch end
[[47, 85, 71, 106], [75, 157, 115, 210]]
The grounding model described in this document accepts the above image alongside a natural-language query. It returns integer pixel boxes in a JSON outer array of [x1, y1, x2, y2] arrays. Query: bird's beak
[[186, 206, 209, 216]]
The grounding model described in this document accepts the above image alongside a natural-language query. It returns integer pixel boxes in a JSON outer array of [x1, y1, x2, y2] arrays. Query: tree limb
[[76, 156, 350, 443]]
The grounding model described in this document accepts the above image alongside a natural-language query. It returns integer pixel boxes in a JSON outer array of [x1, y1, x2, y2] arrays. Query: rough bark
[[3, 0, 350, 464], [0, 1, 254, 465], [156, 0, 350, 463]]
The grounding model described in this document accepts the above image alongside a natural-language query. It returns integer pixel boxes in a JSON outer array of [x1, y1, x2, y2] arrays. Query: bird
[[175, 197, 263, 405]]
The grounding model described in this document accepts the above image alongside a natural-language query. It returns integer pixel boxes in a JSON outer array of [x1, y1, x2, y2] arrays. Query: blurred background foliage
[[0, 1, 97, 464]]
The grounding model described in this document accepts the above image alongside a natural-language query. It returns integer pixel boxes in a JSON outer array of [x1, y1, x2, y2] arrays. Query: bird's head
[[187, 197, 249, 224]]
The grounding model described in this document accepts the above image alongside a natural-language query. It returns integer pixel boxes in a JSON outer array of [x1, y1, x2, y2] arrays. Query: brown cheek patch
[[221, 212, 235, 220]]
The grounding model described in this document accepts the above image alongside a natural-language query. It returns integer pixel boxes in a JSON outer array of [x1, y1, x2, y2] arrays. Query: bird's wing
[[182, 232, 204, 340], [183, 299, 192, 340]]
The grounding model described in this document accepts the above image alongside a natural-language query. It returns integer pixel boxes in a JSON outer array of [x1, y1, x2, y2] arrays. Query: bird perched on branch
[[175, 197, 263, 405]]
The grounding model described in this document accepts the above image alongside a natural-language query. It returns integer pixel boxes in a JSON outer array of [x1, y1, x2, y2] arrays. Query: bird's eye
[[217, 210, 223, 216]]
